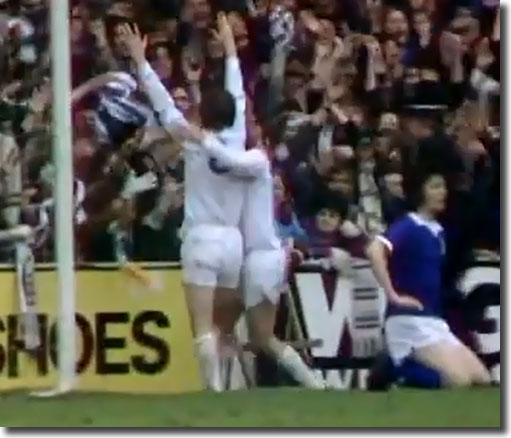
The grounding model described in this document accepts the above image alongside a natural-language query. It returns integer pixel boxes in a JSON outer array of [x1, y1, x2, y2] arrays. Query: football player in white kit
[[119, 16, 246, 391], [195, 132, 325, 390]]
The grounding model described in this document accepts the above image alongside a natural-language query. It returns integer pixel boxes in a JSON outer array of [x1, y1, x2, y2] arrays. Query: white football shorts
[[181, 225, 243, 289], [385, 315, 462, 365], [243, 248, 288, 309]]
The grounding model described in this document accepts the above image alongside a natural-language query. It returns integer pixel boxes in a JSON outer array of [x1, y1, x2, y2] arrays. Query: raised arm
[[217, 13, 246, 143], [118, 24, 190, 137]]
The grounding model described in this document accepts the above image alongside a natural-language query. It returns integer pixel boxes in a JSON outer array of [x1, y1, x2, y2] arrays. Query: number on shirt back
[[208, 157, 230, 175]]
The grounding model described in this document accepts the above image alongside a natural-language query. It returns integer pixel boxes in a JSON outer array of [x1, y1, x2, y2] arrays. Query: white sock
[[219, 333, 241, 391], [195, 332, 223, 392], [277, 345, 325, 389]]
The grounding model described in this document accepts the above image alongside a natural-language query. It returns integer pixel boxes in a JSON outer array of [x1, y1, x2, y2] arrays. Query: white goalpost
[[33, 0, 76, 396]]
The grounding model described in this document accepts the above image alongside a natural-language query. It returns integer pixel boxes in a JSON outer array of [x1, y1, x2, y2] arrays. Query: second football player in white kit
[[198, 132, 326, 389]]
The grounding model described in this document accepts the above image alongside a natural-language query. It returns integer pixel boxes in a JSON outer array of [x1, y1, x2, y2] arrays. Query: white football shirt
[[137, 56, 246, 236], [201, 139, 282, 253]]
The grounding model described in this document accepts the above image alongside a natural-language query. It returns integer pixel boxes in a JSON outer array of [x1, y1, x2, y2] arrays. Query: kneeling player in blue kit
[[367, 168, 491, 388]]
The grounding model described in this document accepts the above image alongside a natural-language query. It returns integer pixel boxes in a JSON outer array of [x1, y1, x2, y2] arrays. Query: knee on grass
[[443, 371, 472, 388], [472, 368, 492, 386]]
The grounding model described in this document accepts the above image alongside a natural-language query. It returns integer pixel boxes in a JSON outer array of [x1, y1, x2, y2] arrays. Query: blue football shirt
[[378, 213, 446, 317]]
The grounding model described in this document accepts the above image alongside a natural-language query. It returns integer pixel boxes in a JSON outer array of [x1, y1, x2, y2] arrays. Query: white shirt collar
[[408, 212, 443, 237]]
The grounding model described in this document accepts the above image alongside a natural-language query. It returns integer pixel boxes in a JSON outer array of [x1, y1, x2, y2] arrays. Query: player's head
[[407, 167, 447, 215], [199, 87, 236, 132]]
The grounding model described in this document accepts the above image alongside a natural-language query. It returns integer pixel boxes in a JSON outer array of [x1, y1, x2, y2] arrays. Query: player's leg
[[184, 283, 216, 337], [244, 250, 325, 389], [413, 318, 490, 386], [215, 227, 245, 338], [455, 342, 491, 385], [181, 229, 224, 391], [183, 281, 223, 391], [246, 297, 324, 389], [214, 228, 245, 388], [413, 318, 490, 387], [410, 318, 484, 388], [413, 342, 473, 387], [397, 356, 442, 389], [213, 285, 244, 389], [386, 316, 470, 388], [214, 286, 244, 340]]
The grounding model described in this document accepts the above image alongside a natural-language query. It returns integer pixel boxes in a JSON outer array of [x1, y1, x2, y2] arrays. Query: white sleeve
[[223, 55, 246, 145], [203, 136, 269, 179], [137, 61, 190, 132]]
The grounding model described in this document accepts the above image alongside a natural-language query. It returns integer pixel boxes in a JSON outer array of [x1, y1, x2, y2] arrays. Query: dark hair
[[314, 190, 349, 221], [379, 159, 402, 177], [147, 42, 175, 62], [199, 87, 236, 131], [150, 0, 181, 18], [411, 6, 430, 17], [86, 0, 111, 19], [263, 113, 289, 146], [404, 165, 446, 210], [110, 122, 141, 149], [402, 105, 444, 127]]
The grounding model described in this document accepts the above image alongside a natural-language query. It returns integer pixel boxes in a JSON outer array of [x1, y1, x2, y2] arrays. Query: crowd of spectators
[[0, 0, 500, 280]]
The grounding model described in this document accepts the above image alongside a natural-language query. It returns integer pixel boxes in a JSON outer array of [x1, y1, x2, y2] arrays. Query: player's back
[[182, 135, 245, 237], [241, 150, 281, 253], [135, 56, 247, 239]]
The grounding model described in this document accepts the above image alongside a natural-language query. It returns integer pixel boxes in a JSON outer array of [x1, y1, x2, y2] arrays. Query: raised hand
[[215, 12, 236, 56], [366, 39, 386, 75], [182, 52, 203, 83], [299, 10, 321, 34], [440, 31, 463, 67], [475, 37, 495, 71], [121, 170, 158, 200], [118, 23, 148, 66]]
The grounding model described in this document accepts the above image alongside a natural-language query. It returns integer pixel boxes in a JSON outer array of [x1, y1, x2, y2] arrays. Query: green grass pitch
[[0, 387, 500, 428]]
